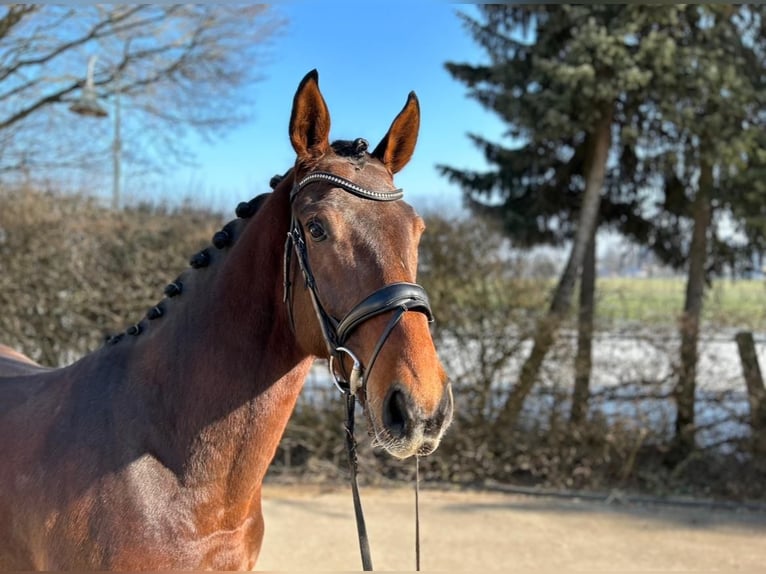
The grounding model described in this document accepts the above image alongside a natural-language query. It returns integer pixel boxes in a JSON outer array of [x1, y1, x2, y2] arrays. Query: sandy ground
[[257, 484, 766, 571]]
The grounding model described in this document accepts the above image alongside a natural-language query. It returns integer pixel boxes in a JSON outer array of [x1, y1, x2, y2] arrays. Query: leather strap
[[283, 168, 433, 571], [336, 282, 433, 343], [345, 393, 373, 571], [292, 171, 403, 202]]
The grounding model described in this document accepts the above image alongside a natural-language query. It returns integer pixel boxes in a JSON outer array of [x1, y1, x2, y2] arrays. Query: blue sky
[[142, 3, 507, 215]]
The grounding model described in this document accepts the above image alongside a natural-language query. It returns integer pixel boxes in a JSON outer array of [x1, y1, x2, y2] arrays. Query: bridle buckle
[[330, 346, 364, 396]]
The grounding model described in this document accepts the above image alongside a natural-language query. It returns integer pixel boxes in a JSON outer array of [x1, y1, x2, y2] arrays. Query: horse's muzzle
[[380, 382, 453, 459]]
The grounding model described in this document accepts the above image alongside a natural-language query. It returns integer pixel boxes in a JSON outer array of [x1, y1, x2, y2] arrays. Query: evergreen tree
[[442, 5, 675, 428], [442, 5, 766, 448], [645, 5, 766, 457]]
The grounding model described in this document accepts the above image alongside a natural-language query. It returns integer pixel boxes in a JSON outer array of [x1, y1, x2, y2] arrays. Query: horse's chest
[[112, 473, 265, 569], [68, 503, 264, 570], [190, 516, 264, 570], [39, 458, 265, 569]]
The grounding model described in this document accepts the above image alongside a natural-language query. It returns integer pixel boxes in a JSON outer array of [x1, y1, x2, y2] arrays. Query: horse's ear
[[289, 69, 331, 160], [372, 91, 420, 174]]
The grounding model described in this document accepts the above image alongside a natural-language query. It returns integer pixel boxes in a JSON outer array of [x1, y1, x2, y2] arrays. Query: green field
[[594, 277, 766, 329], [441, 274, 766, 331]]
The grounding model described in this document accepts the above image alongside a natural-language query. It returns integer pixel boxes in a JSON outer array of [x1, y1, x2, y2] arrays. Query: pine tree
[[442, 5, 676, 428], [442, 5, 766, 444], [647, 5, 766, 457]]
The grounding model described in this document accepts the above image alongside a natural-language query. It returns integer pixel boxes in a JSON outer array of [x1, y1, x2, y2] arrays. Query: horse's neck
[[85, 184, 312, 515]]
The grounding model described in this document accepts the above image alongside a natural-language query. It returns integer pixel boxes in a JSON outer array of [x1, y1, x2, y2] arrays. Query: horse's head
[[284, 70, 452, 459]]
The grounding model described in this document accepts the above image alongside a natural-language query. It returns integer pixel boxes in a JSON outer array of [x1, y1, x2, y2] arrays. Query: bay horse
[[0, 70, 453, 570]]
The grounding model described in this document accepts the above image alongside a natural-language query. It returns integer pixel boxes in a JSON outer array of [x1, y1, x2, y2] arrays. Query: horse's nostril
[[383, 388, 411, 438]]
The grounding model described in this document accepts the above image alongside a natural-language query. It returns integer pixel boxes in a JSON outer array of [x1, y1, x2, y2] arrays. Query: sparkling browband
[[291, 171, 404, 202]]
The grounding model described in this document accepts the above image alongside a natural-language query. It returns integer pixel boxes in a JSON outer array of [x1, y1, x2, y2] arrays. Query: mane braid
[[103, 189, 274, 347]]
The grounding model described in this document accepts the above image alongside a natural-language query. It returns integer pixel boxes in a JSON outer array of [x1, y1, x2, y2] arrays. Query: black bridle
[[283, 170, 433, 397], [283, 170, 433, 571]]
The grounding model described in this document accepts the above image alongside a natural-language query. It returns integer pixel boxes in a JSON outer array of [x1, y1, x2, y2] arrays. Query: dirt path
[[257, 484, 766, 571]]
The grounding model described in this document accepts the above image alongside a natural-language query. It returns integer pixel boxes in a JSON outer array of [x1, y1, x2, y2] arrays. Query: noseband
[[283, 171, 434, 396]]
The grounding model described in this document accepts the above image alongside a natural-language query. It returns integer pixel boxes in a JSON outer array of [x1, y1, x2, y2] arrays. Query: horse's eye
[[307, 220, 327, 241]]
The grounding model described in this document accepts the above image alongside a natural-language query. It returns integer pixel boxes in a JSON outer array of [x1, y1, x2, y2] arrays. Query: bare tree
[[0, 5, 282, 185]]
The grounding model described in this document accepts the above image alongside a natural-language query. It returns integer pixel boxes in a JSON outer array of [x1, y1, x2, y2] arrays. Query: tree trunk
[[570, 228, 596, 425], [734, 331, 766, 454], [673, 160, 712, 459], [496, 106, 613, 428]]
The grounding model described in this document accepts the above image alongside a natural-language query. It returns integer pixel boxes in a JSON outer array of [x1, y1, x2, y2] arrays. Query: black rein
[[283, 170, 433, 571]]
